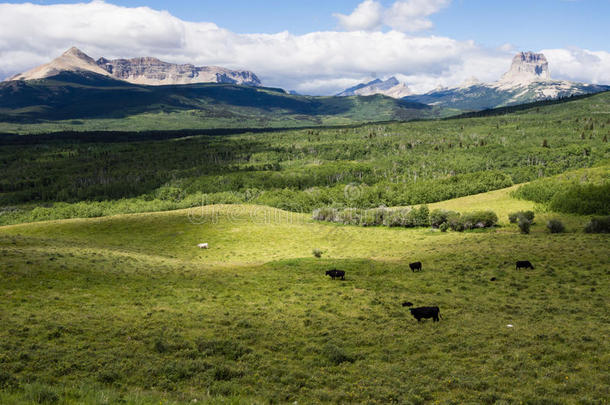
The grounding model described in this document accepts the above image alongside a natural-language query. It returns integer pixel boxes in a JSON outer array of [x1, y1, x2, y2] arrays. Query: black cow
[[409, 306, 441, 322], [409, 262, 422, 272], [325, 269, 345, 280], [401, 301, 414, 307], [516, 260, 534, 270]]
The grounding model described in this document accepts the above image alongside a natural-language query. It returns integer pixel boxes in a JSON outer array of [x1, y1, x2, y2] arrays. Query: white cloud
[[333, 0, 383, 31], [542, 48, 610, 85], [385, 0, 451, 32], [0, 1, 608, 95], [335, 0, 450, 32]]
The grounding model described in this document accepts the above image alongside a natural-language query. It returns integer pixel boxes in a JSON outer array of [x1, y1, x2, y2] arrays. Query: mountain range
[[1, 48, 608, 132], [340, 52, 609, 110], [9, 47, 261, 86]]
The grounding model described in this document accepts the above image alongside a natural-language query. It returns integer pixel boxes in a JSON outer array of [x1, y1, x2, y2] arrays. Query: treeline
[[513, 166, 610, 215]]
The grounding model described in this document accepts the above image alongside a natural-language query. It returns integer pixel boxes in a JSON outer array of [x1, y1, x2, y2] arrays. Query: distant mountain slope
[[337, 77, 411, 98], [403, 52, 609, 110], [0, 71, 439, 132], [9, 47, 261, 86]]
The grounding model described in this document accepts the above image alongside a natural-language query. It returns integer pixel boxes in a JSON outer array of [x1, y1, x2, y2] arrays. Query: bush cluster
[[509, 210, 536, 234], [508, 211, 535, 224], [584, 216, 610, 233], [547, 219, 565, 233], [313, 206, 498, 231]]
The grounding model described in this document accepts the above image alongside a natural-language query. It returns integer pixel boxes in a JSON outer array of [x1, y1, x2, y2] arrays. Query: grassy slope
[[1, 188, 608, 404]]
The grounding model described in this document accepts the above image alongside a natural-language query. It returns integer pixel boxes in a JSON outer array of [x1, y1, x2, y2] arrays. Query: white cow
[[197, 243, 209, 249]]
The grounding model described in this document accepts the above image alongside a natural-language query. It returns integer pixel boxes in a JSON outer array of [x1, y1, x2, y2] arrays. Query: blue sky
[[1, 0, 609, 93]]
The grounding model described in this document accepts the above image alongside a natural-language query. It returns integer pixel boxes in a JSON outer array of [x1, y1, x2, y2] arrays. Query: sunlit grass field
[[1, 186, 608, 404]]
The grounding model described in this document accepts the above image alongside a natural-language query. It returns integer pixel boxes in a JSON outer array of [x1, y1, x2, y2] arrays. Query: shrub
[[429, 209, 457, 228], [337, 208, 362, 226], [547, 219, 565, 233], [383, 206, 429, 227], [518, 217, 531, 234], [584, 216, 610, 233], [411, 205, 430, 227], [312, 249, 323, 258], [312, 207, 338, 222], [439, 222, 450, 232], [447, 212, 464, 231], [383, 208, 411, 227], [508, 210, 535, 224], [360, 207, 387, 227], [461, 210, 499, 229]]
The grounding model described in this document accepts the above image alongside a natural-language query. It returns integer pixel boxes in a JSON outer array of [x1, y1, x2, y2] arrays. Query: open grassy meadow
[[1, 185, 608, 404], [0, 88, 608, 404]]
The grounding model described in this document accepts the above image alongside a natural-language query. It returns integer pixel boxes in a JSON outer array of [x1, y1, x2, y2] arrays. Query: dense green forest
[[1, 91, 609, 225]]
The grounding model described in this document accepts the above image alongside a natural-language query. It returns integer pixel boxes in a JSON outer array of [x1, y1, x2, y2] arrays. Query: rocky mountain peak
[[62, 47, 93, 61], [7, 48, 261, 87], [499, 51, 550, 86]]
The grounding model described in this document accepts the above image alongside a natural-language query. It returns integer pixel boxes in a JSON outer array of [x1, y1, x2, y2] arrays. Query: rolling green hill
[[0, 187, 608, 404], [0, 72, 443, 133]]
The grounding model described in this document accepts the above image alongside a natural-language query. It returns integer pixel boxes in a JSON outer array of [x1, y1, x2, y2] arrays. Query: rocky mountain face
[[8, 47, 261, 86], [9, 47, 112, 81], [96, 56, 261, 86], [403, 52, 609, 110], [498, 51, 550, 87], [337, 77, 411, 98]]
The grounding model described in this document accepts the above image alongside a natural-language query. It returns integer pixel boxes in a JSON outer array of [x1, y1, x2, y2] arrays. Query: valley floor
[[0, 187, 608, 404]]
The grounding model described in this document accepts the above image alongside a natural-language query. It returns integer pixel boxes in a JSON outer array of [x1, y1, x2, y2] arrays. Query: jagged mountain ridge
[[403, 52, 609, 110], [337, 77, 411, 98], [8, 47, 261, 86]]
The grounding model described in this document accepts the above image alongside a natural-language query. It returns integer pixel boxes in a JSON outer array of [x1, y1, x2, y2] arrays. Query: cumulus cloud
[[333, 0, 383, 31], [385, 0, 451, 32], [335, 0, 450, 32], [542, 48, 610, 85], [0, 1, 608, 95]]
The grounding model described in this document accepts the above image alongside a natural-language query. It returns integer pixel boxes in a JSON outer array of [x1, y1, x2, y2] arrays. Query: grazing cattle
[[197, 243, 209, 249], [409, 262, 422, 272], [402, 301, 414, 307], [516, 260, 534, 270], [325, 269, 345, 280], [409, 306, 441, 322], [490, 277, 497, 281]]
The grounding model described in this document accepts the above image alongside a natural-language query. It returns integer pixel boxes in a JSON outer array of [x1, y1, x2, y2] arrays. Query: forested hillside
[[1, 90, 608, 225]]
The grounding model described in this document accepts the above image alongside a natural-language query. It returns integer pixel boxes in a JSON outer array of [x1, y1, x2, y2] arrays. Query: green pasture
[[1, 187, 608, 404]]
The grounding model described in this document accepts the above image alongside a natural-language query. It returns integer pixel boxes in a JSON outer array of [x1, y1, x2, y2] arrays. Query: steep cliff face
[[497, 52, 551, 88], [8, 48, 261, 87], [96, 57, 261, 86]]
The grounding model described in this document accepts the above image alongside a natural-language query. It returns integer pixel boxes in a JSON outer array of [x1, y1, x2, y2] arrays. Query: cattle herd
[[325, 260, 535, 323]]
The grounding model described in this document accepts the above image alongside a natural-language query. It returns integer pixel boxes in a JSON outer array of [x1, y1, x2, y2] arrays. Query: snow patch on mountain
[[337, 77, 411, 98]]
